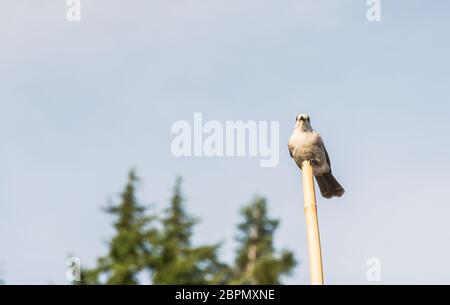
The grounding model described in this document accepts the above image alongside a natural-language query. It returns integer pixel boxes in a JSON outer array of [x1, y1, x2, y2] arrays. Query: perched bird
[[288, 114, 345, 199]]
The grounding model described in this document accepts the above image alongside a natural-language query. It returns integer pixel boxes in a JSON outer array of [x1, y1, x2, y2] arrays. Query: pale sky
[[1, 1, 450, 284]]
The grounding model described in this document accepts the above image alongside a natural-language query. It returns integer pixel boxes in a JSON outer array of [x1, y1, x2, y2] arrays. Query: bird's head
[[295, 113, 313, 132]]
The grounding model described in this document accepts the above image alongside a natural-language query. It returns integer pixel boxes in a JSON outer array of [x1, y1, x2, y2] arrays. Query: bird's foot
[[300, 159, 316, 169]]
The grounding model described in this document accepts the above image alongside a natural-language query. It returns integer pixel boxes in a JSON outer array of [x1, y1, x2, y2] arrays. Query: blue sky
[[1, 0, 450, 284]]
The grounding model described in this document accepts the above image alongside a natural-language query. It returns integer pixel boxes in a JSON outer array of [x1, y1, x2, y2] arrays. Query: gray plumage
[[288, 114, 344, 199]]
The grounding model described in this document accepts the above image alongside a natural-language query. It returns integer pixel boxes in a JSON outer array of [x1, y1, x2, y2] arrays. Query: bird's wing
[[288, 142, 294, 158], [322, 143, 332, 171]]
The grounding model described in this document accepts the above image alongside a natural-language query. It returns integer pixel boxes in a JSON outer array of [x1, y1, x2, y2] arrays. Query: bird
[[288, 114, 345, 199]]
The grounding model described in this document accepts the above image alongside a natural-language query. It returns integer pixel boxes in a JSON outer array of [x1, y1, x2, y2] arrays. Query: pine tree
[[81, 169, 157, 284], [150, 177, 230, 284], [232, 196, 296, 284]]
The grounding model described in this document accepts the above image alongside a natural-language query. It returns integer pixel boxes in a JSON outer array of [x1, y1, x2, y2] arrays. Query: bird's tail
[[315, 172, 345, 199]]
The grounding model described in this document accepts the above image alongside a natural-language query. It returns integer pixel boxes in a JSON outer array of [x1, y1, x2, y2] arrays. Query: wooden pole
[[301, 160, 324, 285]]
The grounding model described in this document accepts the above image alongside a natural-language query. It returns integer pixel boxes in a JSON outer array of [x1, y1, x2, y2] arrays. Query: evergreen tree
[[81, 169, 157, 284], [77, 171, 296, 285], [232, 196, 296, 284], [150, 177, 230, 284]]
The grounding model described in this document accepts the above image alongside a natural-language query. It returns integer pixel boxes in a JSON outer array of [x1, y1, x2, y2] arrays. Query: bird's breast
[[289, 131, 329, 174]]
